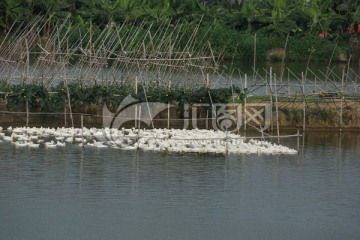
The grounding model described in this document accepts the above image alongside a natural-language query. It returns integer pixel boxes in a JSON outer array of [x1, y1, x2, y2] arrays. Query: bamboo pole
[[288, 68, 290, 96], [325, 41, 338, 86], [346, 55, 352, 91], [297, 129, 300, 152], [167, 102, 170, 129], [64, 99, 66, 127], [253, 33, 256, 80], [302, 72, 306, 132], [274, 73, 280, 143], [340, 68, 345, 131], [142, 82, 155, 129], [244, 74, 247, 132], [280, 34, 289, 82], [206, 109, 209, 130], [269, 67, 273, 132], [26, 99, 29, 127], [81, 114, 84, 148], [25, 39, 30, 82], [135, 76, 138, 128], [138, 106, 141, 130], [64, 72, 74, 128]]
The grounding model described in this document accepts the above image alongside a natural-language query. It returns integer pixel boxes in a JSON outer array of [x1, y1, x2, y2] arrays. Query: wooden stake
[[244, 74, 247, 132], [340, 69, 345, 130], [26, 99, 29, 127], [302, 72, 306, 132], [269, 67, 273, 132], [253, 33, 256, 80], [167, 102, 170, 129], [64, 72, 74, 128], [280, 34, 289, 82], [288, 68, 290, 97], [64, 99, 66, 127], [274, 73, 280, 143], [135, 77, 138, 128], [297, 129, 300, 152], [346, 55, 352, 90], [81, 114, 84, 148], [25, 38, 30, 82], [206, 109, 209, 130], [325, 41, 338, 86], [138, 106, 141, 130]]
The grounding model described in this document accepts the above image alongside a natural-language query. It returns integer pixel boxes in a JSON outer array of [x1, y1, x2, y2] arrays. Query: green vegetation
[[0, 0, 359, 61], [1, 82, 245, 113]]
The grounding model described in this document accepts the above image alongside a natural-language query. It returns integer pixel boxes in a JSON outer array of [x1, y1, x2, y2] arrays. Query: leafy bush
[[287, 35, 341, 62], [2, 82, 245, 113]]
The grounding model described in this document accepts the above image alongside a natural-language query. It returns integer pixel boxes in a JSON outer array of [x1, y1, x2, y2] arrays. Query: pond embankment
[[275, 101, 360, 130], [1, 99, 359, 131]]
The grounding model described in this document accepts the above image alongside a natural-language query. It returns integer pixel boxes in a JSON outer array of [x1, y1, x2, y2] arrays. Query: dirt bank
[[1, 100, 359, 131]]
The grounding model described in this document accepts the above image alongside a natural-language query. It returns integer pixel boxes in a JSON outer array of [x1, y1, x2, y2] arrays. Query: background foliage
[[0, 0, 358, 61], [1, 83, 245, 113]]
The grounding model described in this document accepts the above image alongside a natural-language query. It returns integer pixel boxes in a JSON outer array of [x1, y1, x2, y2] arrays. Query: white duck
[[45, 141, 57, 148], [28, 142, 40, 148], [56, 141, 66, 147], [14, 141, 29, 148]]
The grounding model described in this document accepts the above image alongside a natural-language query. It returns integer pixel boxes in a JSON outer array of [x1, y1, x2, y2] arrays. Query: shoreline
[[1, 104, 359, 132]]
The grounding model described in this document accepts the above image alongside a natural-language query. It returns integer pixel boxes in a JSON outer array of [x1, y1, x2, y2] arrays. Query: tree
[[0, 0, 30, 32], [32, 0, 71, 36]]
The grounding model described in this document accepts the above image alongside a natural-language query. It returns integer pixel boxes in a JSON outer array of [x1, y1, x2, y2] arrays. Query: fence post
[[64, 72, 74, 128], [135, 77, 138, 128], [297, 129, 300, 151], [244, 74, 247, 132], [302, 72, 306, 132], [25, 39, 30, 81], [274, 73, 280, 143], [138, 106, 141, 130], [340, 68, 345, 131], [26, 99, 29, 127], [206, 109, 209, 130], [288, 68, 290, 97], [253, 33, 256, 80], [81, 114, 84, 148], [167, 102, 170, 129], [269, 67, 273, 132], [64, 99, 67, 127]]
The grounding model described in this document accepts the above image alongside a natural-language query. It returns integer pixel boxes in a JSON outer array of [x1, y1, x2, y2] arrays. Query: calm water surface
[[0, 132, 360, 240]]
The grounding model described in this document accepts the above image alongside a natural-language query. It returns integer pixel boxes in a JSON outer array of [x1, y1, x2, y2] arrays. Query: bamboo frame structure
[[0, 17, 219, 88], [1, 17, 360, 136]]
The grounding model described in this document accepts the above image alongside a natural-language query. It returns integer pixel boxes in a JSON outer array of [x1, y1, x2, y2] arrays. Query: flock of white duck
[[0, 126, 298, 155]]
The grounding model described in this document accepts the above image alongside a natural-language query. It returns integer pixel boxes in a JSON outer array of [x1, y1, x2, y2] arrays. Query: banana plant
[[239, 0, 262, 33], [265, 0, 301, 35], [142, 0, 173, 23], [300, 0, 342, 34], [335, 0, 360, 28], [0, 0, 30, 32], [33, 0, 71, 36]]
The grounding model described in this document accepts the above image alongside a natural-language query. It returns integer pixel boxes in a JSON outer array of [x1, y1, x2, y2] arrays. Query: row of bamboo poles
[[1, 17, 359, 137]]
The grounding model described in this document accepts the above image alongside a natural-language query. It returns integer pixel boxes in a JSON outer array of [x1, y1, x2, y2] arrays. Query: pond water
[[217, 60, 360, 95], [0, 131, 360, 240]]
